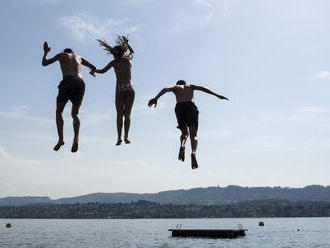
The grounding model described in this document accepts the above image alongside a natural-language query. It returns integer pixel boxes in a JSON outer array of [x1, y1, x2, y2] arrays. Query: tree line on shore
[[1, 199, 330, 219]]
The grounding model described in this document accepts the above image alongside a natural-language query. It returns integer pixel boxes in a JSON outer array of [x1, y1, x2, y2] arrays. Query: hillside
[[1, 185, 329, 207], [1, 199, 330, 218]]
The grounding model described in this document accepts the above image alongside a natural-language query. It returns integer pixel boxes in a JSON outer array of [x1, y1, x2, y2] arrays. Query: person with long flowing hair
[[93, 36, 135, 146]]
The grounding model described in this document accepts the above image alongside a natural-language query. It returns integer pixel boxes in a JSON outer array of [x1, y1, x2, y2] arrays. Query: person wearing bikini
[[93, 36, 134, 146], [42, 41, 96, 152], [148, 80, 228, 169]]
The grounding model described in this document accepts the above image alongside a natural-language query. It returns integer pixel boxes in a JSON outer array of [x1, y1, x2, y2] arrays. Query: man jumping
[[148, 80, 228, 169], [42, 41, 96, 152]]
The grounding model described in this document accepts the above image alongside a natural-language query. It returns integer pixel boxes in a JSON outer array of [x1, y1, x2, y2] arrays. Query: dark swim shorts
[[175, 101, 199, 131], [57, 76, 85, 106]]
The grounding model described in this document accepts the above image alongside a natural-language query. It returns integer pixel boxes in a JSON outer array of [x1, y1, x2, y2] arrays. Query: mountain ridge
[[1, 185, 329, 206]]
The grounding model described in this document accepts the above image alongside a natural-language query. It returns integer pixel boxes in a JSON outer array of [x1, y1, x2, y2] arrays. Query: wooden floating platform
[[168, 228, 247, 238]]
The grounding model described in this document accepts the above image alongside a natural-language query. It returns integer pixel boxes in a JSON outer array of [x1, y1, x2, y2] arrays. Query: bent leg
[[178, 127, 188, 161], [189, 125, 198, 169], [71, 104, 81, 152], [116, 93, 125, 145], [123, 91, 135, 144], [54, 101, 66, 151]]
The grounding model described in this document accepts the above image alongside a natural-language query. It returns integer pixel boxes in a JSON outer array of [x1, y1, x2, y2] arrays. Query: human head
[[111, 45, 125, 58], [176, 80, 186, 85], [63, 48, 74, 54]]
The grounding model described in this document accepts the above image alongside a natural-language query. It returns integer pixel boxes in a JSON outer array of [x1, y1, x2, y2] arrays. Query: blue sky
[[1, 0, 330, 198]]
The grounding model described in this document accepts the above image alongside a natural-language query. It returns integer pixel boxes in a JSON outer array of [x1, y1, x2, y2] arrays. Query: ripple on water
[[0, 218, 330, 248]]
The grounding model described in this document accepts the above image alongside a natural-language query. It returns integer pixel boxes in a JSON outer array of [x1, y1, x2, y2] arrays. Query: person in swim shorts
[[92, 35, 135, 146], [42, 41, 96, 152], [148, 80, 228, 169]]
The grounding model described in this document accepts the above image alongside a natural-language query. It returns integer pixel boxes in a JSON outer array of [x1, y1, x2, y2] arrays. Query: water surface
[[1, 218, 329, 248]]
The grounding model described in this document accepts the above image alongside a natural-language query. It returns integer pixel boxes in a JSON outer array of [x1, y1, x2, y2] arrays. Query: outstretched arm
[[122, 36, 134, 60], [148, 87, 175, 107], [95, 61, 114, 74], [42, 41, 60, 66], [81, 57, 96, 77], [191, 85, 229, 100]]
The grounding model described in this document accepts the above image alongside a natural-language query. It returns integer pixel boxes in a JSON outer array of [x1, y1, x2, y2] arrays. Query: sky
[[1, 0, 330, 199]]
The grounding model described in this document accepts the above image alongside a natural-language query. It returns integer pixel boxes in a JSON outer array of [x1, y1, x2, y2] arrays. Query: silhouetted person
[[42, 41, 96, 152], [148, 80, 228, 169], [93, 36, 134, 146]]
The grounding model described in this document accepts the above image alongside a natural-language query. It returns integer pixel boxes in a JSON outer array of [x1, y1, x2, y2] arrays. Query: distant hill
[[1, 185, 330, 207], [1, 199, 330, 218]]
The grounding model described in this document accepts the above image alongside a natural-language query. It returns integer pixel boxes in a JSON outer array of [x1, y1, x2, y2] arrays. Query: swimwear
[[57, 76, 85, 105], [175, 101, 199, 131], [116, 83, 135, 96]]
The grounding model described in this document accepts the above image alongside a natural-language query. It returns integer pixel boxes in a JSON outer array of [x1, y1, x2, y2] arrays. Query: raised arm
[[122, 36, 134, 60], [81, 57, 96, 77], [42, 41, 60, 66], [191, 85, 229, 100], [148, 87, 175, 107]]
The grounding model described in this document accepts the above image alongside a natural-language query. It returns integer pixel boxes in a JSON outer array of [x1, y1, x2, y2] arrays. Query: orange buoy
[[6, 223, 11, 228], [258, 221, 264, 226]]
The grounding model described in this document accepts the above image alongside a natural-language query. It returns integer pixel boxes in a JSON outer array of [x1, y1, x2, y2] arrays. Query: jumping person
[[148, 80, 228, 169], [42, 41, 96, 152], [93, 36, 134, 146]]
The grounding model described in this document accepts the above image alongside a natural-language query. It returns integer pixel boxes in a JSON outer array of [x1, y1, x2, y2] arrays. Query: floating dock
[[168, 228, 247, 238]]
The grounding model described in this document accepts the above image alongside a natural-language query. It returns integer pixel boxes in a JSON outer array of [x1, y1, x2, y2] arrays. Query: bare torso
[[173, 84, 195, 102], [59, 52, 83, 78], [112, 58, 132, 85]]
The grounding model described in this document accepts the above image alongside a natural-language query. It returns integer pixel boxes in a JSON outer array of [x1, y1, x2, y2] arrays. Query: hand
[[89, 69, 96, 77], [122, 36, 129, 43], [218, 95, 229, 100], [148, 98, 157, 107], [43, 41, 51, 53]]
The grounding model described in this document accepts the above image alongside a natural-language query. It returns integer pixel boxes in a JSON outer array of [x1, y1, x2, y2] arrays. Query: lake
[[1, 217, 329, 248]]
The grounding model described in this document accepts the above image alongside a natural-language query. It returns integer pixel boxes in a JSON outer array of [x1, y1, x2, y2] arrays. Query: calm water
[[0, 218, 330, 248]]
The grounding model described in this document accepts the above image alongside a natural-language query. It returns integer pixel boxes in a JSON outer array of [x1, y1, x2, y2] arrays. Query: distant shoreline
[[2, 185, 330, 207], [1, 199, 330, 219]]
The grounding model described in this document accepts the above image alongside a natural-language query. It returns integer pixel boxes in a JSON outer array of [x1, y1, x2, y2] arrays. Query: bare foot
[[124, 138, 131, 144], [71, 141, 79, 153], [116, 139, 122, 146], [54, 141, 65, 151], [178, 146, 185, 162], [191, 153, 198, 169]]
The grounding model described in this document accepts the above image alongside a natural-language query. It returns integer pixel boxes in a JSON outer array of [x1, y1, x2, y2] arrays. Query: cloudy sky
[[1, 0, 330, 198]]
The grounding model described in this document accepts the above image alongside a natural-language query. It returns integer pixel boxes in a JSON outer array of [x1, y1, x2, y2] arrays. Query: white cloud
[[0, 146, 44, 197], [84, 112, 112, 125], [133, 94, 171, 116], [0, 145, 228, 198], [238, 135, 292, 152], [295, 106, 329, 114], [201, 129, 232, 138], [0, 106, 52, 125], [194, 0, 237, 24], [59, 14, 139, 42], [167, 0, 244, 33], [10, 0, 61, 7], [316, 70, 330, 80]]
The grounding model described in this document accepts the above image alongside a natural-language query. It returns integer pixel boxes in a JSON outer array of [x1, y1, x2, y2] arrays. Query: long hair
[[97, 34, 128, 58]]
